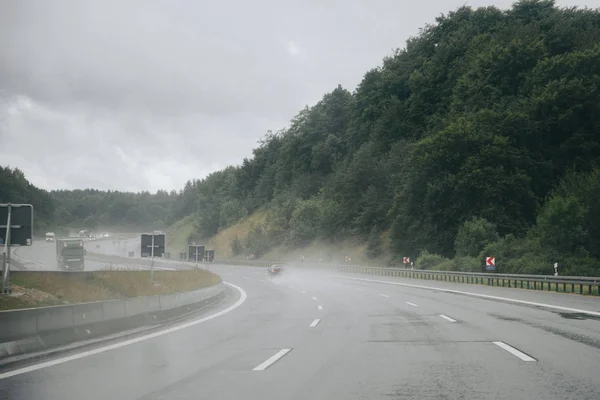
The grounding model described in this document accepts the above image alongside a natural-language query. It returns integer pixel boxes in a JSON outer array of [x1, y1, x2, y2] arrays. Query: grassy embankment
[[0, 269, 221, 311], [166, 211, 388, 265]]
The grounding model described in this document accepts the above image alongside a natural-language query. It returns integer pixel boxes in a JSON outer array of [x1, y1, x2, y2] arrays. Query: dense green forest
[[3, 1, 600, 275], [0, 166, 193, 233]]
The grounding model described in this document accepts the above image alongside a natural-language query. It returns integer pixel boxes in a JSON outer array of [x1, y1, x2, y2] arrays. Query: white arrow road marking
[[317, 305, 323, 310]]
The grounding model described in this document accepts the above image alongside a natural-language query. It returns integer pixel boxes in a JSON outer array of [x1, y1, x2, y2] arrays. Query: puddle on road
[[557, 312, 600, 321]]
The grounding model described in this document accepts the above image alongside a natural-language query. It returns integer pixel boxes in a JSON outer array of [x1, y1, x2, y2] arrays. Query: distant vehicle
[[78, 230, 90, 238], [56, 238, 85, 271], [45, 232, 55, 243], [267, 264, 284, 277], [89, 234, 96, 240]]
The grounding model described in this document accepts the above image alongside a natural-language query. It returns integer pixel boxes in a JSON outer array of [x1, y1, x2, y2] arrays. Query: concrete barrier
[[0, 282, 226, 359]]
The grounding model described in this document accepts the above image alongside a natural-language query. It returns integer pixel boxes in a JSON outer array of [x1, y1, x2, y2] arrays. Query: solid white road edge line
[[339, 276, 600, 317], [406, 302, 418, 307], [493, 341, 536, 362], [439, 314, 457, 323], [317, 305, 323, 310], [379, 294, 389, 298], [252, 349, 292, 371], [309, 319, 321, 327], [0, 282, 248, 380]]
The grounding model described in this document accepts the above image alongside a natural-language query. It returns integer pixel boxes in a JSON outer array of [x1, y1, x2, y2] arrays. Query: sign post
[[150, 233, 155, 281], [141, 232, 165, 281], [1, 203, 34, 294], [2, 204, 12, 294], [554, 262, 558, 276], [485, 256, 496, 271]]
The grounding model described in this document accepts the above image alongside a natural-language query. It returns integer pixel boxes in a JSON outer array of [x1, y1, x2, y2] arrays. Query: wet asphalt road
[[3, 248, 600, 398]]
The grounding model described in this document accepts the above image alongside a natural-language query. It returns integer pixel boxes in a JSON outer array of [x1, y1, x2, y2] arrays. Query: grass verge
[[0, 269, 221, 311]]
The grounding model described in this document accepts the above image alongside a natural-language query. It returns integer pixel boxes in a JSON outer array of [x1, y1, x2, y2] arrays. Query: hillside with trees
[[0, 166, 189, 234], [178, 0, 600, 275], [3, 1, 600, 275]]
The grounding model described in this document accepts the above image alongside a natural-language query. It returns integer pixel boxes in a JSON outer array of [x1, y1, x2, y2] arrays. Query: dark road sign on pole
[[141, 232, 166, 282], [1, 203, 34, 294], [188, 245, 205, 265], [141, 233, 165, 258], [0, 203, 33, 247]]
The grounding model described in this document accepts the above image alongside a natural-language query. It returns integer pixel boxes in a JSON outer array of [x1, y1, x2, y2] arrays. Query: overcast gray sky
[[1, 0, 598, 192]]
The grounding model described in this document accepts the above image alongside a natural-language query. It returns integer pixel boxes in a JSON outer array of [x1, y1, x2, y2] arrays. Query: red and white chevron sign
[[403, 257, 410, 264]]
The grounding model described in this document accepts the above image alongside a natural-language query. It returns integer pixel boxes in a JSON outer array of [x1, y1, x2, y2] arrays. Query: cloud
[[286, 40, 301, 57], [0, 0, 595, 192]]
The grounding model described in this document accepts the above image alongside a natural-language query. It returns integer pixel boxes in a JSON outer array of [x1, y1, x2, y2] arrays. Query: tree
[[454, 217, 500, 257]]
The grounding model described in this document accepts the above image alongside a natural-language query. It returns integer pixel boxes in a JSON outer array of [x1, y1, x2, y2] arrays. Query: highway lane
[[11, 237, 175, 271], [12, 240, 110, 271], [1, 265, 600, 399]]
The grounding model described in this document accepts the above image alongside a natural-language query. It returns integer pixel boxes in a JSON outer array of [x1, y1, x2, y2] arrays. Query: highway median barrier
[[0, 282, 226, 362]]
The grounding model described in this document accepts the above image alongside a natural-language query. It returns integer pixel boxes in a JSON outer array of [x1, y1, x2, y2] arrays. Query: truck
[[56, 238, 85, 271], [45, 232, 55, 243], [78, 230, 90, 238]]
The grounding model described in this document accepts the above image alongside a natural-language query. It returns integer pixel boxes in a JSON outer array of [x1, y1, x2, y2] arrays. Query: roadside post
[[554, 262, 559, 276], [1, 203, 34, 294]]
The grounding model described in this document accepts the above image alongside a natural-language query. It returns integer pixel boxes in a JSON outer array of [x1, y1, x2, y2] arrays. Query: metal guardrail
[[216, 259, 600, 295]]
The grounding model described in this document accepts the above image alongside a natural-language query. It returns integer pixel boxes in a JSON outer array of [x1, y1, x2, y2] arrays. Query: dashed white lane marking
[[300, 291, 307, 294], [312, 296, 318, 301], [309, 319, 321, 328], [356, 288, 365, 292], [259, 279, 265, 282], [379, 294, 389, 298], [288, 286, 294, 289], [493, 341, 536, 362], [339, 276, 600, 318], [439, 314, 457, 323], [227, 273, 233, 276], [406, 302, 418, 307], [252, 349, 292, 371], [317, 305, 323, 310], [243, 276, 250, 279], [0, 282, 248, 380]]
